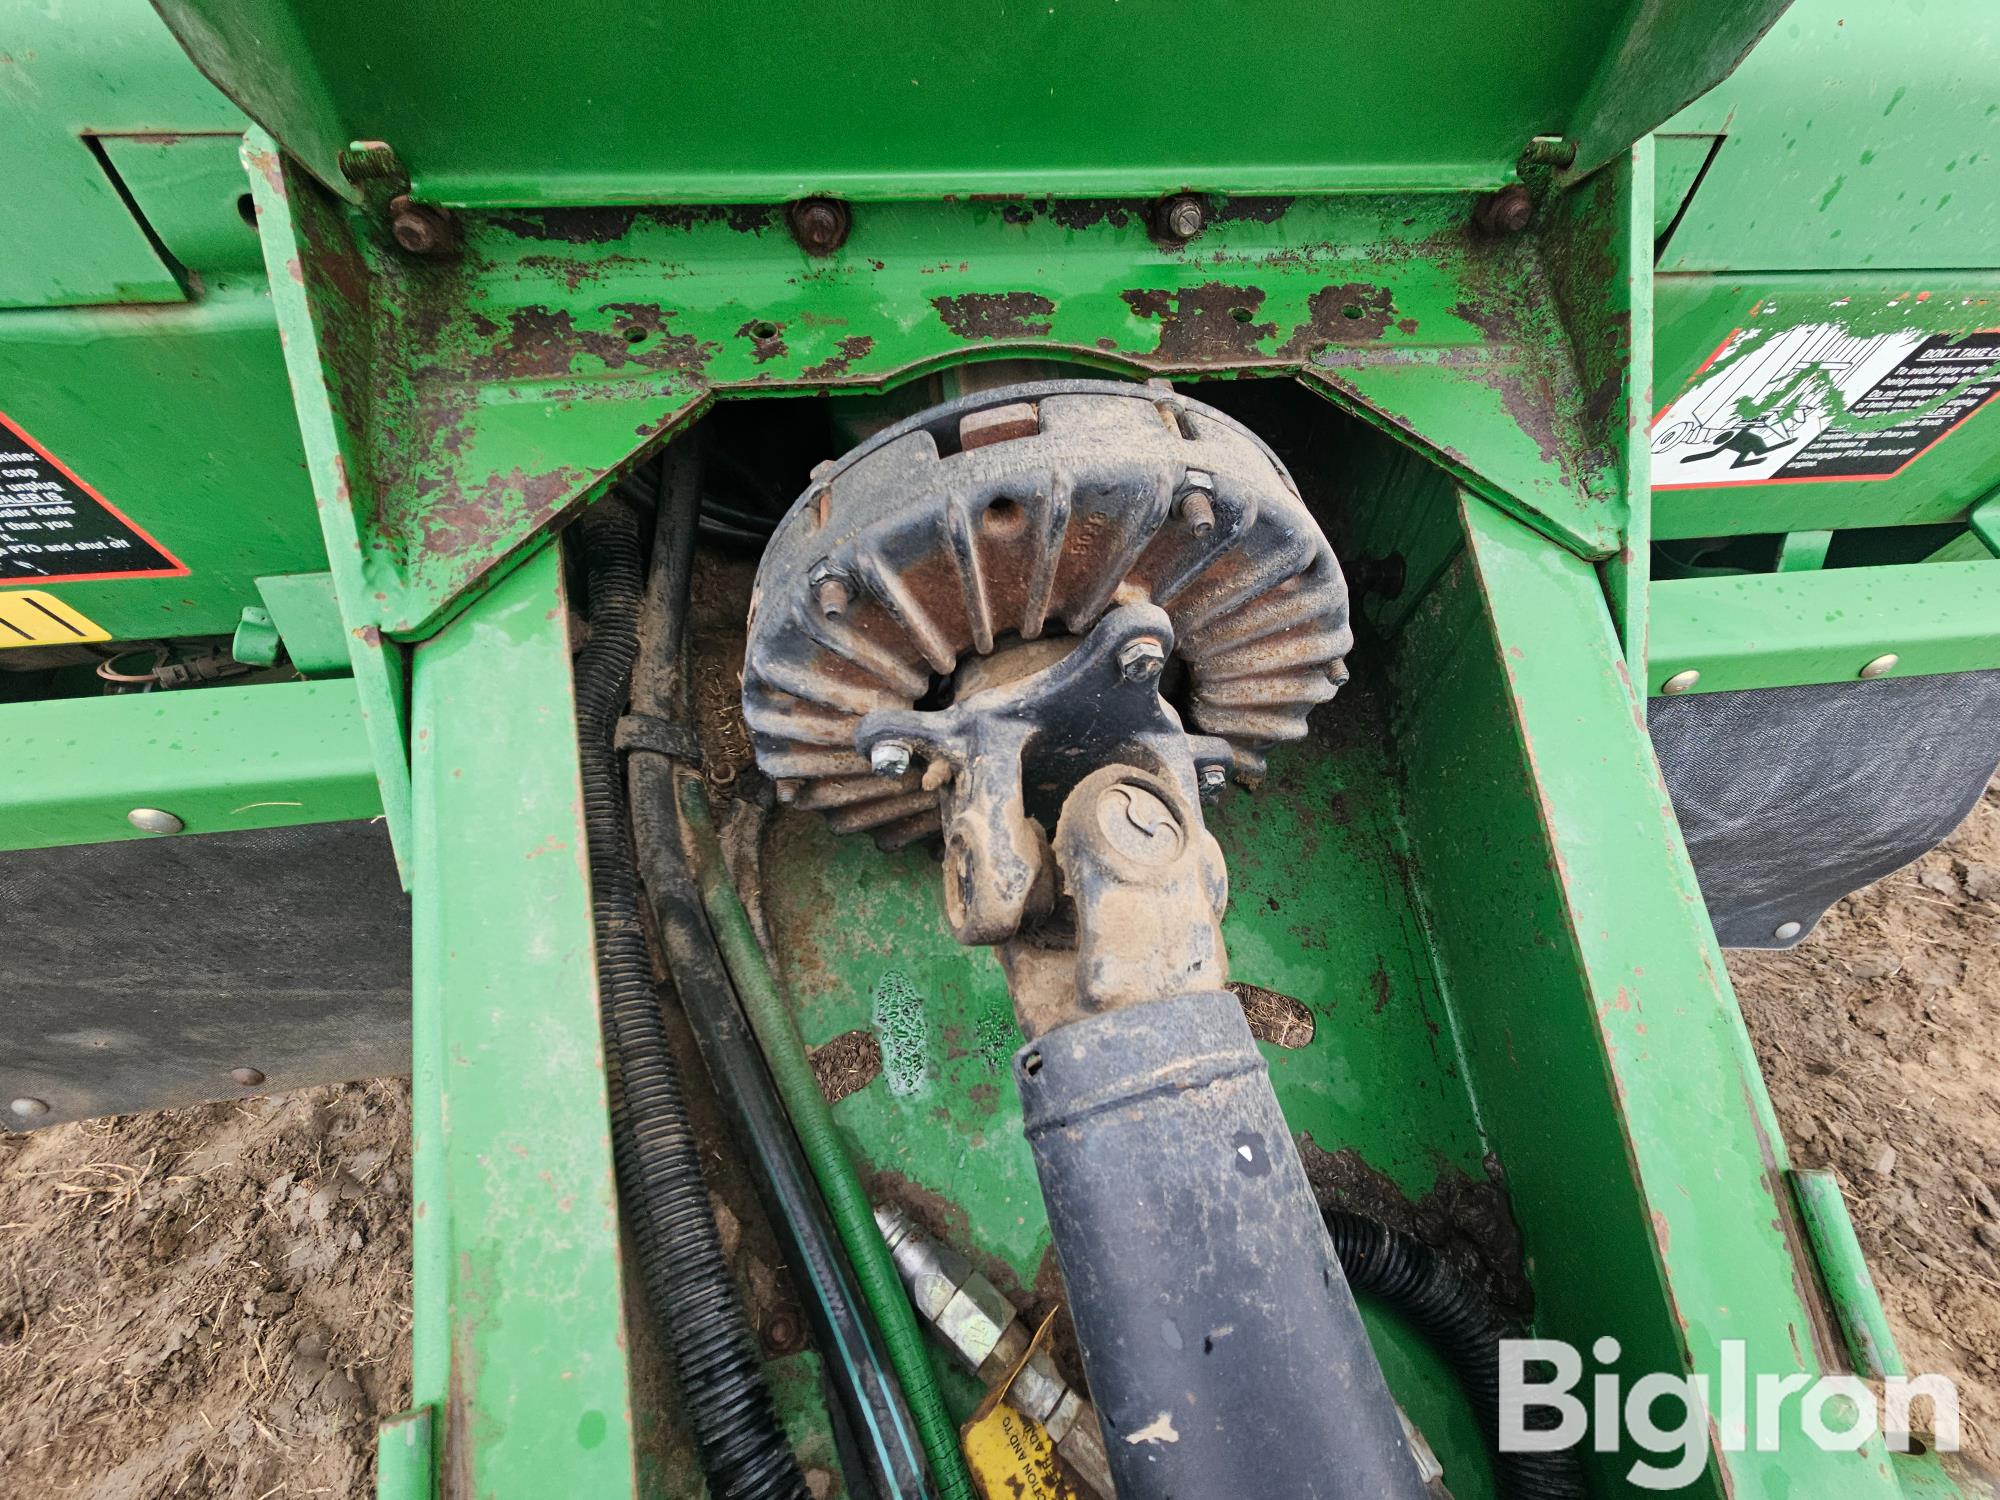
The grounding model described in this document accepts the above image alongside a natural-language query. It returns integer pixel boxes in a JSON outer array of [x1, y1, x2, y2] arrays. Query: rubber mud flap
[[1017, 990, 1426, 1499]]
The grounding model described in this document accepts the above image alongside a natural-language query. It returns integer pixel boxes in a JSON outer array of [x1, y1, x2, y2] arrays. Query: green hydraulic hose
[[679, 776, 976, 1500]]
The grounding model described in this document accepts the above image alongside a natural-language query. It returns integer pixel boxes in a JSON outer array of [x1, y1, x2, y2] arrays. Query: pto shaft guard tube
[[1017, 990, 1427, 1500]]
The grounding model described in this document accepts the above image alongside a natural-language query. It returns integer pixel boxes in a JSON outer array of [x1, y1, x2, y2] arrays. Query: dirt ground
[[1728, 772, 2000, 1460], [0, 1082, 411, 1497], [2, 787, 1995, 1495]]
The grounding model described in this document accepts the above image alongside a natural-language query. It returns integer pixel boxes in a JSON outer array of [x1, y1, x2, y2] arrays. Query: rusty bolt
[[787, 197, 851, 257], [1178, 472, 1217, 537], [870, 740, 912, 778], [1473, 185, 1534, 237], [230, 1067, 266, 1088], [388, 195, 457, 256], [1156, 194, 1206, 243], [814, 576, 851, 619], [1117, 637, 1167, 683], [761, 1309, 807, 1355]]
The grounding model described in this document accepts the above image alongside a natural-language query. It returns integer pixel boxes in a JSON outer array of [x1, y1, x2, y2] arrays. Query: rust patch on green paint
[[1121, 282, 1277, 363], [1279, 282, 1399, 356], [801, 334, 875, 381], [933, 292, 1056, 339]]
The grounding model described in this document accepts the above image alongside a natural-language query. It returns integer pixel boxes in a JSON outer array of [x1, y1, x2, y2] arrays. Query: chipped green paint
[[249, 172, 1653, 644]]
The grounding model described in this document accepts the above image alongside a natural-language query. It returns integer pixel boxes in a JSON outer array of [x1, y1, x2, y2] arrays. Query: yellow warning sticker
[[962, 1403, 1078, 1500], [0, 590, 109, 649]]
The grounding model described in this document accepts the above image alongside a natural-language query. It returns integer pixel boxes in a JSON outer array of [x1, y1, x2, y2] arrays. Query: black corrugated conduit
[[625, 444, 933, 1499], [574, 492, 808, 1500], [1326, 1209, 1589, 1500]]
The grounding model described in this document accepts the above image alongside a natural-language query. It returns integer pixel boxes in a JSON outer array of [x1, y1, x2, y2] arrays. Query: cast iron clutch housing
[[741, 379, 1353, 845]]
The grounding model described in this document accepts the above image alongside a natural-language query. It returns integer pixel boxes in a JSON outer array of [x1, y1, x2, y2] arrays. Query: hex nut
[[937, 1278, 1015, 1368], [1116, 637, 1167, 682], [870, 740, 913, 777]]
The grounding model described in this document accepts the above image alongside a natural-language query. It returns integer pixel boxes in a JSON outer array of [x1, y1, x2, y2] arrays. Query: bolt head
[[10, 1097, 50, 1119], [787, 197, 851, 256], [1859, 653, 1899, 680], [230, 1067, 266, 1088], [1773, 921, 1803, 942], [1159, 195, 1205, 242], [1660, 669, 1700, 696], [1474, 184, 1534, 236], [387, 196, 454, 256], [870, 740, 912, 777], [127, 807, 185, 835], [1117, 637, 1167, 682], [1198, 765, 1228, 802]]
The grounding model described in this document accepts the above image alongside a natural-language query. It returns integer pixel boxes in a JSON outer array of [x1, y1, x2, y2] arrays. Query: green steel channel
[[0, 677, 379, 851], [407, 543, 638, 1497], [245, 129, 414, 879], [1399, 494, 1920, 1495], [1646, 558, 2000, 695]]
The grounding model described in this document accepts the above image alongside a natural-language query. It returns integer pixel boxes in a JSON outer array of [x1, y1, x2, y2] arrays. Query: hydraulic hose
[[1326, 1210, 1588, 1499], [682, 784, 977, 1500], [626, 446, 932, 1499], [574, 496, 808, 1500]]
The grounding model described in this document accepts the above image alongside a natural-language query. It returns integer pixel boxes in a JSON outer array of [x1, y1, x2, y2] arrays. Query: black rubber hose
[[574, 494, 808, 1500], [626, 445, 933, 1498], [1326, 1210, 1589, 1499]]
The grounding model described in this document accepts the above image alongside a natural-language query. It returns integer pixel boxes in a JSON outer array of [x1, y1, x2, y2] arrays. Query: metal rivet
[[230, 1067, 266, 1088], [1773, 921, 1803, 942], [10, 1097, 50, 1119], [127, 807, 185, 834], [869, 740, 912, 778], [1859, 653, 1899, 680], [1117, 637, 1167, 682], [1660, 669, 1700, 696]]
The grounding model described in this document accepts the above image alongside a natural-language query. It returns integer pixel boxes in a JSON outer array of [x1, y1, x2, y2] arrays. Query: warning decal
[[0, 410, 185, 583], [1653, 321, 2000, 489], [0, 590, 110, 650]]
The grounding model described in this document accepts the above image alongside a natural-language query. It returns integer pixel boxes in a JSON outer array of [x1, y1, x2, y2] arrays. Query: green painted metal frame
[[240, 146, 1650, 653], [154, 0, 1785, 209], [1398, 495, 1916, 1495], [1646, 557, 2000, 696], [0, 676, 379, 851], [407, 543, 639, 1495]]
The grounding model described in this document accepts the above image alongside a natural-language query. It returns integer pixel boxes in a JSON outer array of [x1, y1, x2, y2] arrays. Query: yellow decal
[[962, 1403, 1078, 1500], [0, 590, 108, 649]]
